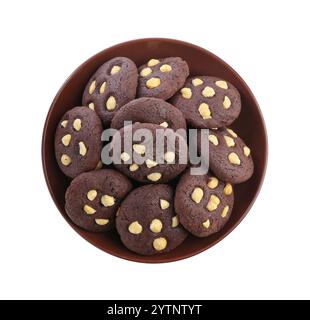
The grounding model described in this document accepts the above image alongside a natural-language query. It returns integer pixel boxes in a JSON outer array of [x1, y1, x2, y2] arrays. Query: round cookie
[[116, 184, 188, 255], [137, 57, 189, 100], [170, 76, 241, 129], [175, 169, 234, 237], [110, 123, 188, 183], [111, 97, 187, 132], [54, 106, 103, 179], [82, 57, 138, 127], [65, 169, 133, 232], [199, 128, 254, 184]]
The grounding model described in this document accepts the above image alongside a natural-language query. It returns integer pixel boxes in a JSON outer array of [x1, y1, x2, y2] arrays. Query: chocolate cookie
[[110, 123, 188, 183], [82, 57, 138, 127], [175, 169, 234, 237], [170, 76, 241, 129], [116, 184, 188, 255], [111, 97, 187, 132], [137, 57, 189, 100], [199, 128, 254, 183], [54, 106, 103, 178], [65, 169, 133, 232]]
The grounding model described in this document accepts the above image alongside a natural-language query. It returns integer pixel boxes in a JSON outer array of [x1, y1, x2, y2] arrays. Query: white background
[[0, 0, 309, 300]]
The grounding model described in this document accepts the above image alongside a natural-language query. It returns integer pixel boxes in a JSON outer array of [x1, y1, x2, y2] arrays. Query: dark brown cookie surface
[[116, 184, 188, 255], [82, 57, 138, 127], [137, 57, 189, 100], [111, 97, 187, 132], [65, 169, 133, 232], [175, 169, 234, 237], [198, 128, 254, 183], [170, 76, 241, 129], [54, 107, 103, 178], [110, 123, 188, 183]]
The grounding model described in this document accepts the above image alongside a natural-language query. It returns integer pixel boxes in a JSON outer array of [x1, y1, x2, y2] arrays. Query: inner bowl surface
[[42, 38, 267, 263]]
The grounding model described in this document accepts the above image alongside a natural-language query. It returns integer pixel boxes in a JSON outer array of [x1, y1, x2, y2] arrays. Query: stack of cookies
[[54, 56, 254, 255]]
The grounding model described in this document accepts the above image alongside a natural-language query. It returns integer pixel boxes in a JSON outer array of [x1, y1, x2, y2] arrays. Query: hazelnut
[[181, 87, 192, 99], [79, 141, 87, 156], [206, 195, 220, 211], [95, 219, 109, 226], [160, 64, 172, 72], [99, 82, 106, 94], [221, 206, 229, 218], [61, 134, 71, 147], [83, 204, 96, 215], [172, 216, 179, 228], [228, 152, 241, 165], [106, 96, 116, 111], [202, 219, 211, 229], [164, 151, 175, 163], [243, 146, 251, 157], [202, 86, 215, 98], [224, 135, 235, 147], [140, 67, 152, 77], [148, 59, 160, 67], [146, 77, 161, 89], [88, 102, 95, 110], [192, 78, 203, 86], [101, 195, 116, 207], [153, 237, 167, 251], [61, 120, 68, 128], [87, 190, 97, 201], [208, 134, 218, 146], [223, 183, 233, 195], [129, 163, 139, 172], [191, 187, 204, 204], [223, 96, 231, 109], [150, 219, 163, 233], [111, 66, 121, 75], [198, 103, 212, 119], [120, 152, 131, 162], [160, 199, 170, 210], [147, 172, 162, 182], [61, 154, 71, 166], [227, 128, 237, 138], [133, 144, 146, 155], [73, 118, 82, 131], [88, 80, 96, 94], [128, 221, 143, 234], [159, 121, 169, 128], [207, 177, 219, 189], [146, 159, 158, 168], [215, 80, 228, 89]]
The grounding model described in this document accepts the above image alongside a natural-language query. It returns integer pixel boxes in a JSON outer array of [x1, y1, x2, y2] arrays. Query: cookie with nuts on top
[[110, 122, 188, 183], [82, 57, 138, 127], [116, 184, 188, 255], [65, 169, 133, 232], [175, 169, 234, 237], [199, 128, 254, 183], [111, 97, 187, 132], [170, 76, 241, 129], [54, 107, 103, 179], [137, 57, 189, 100]]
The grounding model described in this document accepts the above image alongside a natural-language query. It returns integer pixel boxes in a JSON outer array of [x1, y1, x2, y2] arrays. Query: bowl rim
[[42, 37, 268, 263]]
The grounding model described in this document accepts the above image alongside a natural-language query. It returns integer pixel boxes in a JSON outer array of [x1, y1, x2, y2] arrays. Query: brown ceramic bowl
[[42, 38, 267, 263]]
